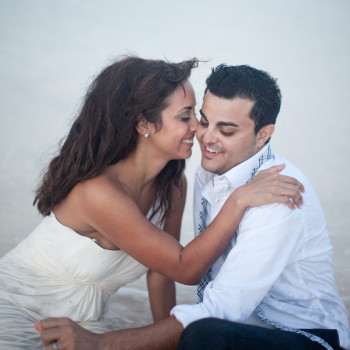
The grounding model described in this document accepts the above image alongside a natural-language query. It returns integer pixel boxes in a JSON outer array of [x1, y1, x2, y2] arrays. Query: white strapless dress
[[0, 213, 151, 349]]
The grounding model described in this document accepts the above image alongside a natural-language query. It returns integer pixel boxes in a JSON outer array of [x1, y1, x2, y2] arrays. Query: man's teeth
[[182, 140, 193, 144], [206, 146, 219, 153]]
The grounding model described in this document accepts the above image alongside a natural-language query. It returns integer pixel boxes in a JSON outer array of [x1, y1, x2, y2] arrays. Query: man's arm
[[147, 175, 186, 321], [35, 315, 184, 350], [147, 270, 176, 322]]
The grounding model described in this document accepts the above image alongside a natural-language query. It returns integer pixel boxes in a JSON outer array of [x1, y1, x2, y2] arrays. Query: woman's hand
[[232, 164, 305, 211]]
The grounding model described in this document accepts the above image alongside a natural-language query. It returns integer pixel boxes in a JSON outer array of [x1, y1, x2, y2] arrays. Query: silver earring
[[144, 133, 149, 138]]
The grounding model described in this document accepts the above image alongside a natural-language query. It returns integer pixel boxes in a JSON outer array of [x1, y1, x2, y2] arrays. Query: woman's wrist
[[229, 185, 250, 213]]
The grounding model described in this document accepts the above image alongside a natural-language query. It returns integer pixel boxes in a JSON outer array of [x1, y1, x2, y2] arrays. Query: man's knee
[[177, 318, 239, 350]]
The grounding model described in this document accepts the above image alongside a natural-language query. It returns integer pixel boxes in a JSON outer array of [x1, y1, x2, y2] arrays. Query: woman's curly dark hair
[[34, 56, 198, 225]]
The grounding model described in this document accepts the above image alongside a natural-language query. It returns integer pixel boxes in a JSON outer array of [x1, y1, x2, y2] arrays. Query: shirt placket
[[210, 177, 233, 278], [211, 177, 230, 219]]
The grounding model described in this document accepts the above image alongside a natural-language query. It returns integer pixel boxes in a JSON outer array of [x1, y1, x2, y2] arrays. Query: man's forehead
[[201, 92, 254, 123], [202, 91, 253, 105]]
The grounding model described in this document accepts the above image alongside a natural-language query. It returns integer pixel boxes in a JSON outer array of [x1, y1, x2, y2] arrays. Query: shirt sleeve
[[171, 203, 306, 328]]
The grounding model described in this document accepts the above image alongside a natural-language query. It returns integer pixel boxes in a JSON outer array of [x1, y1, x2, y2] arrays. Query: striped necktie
[[196, 197, 210, 303]]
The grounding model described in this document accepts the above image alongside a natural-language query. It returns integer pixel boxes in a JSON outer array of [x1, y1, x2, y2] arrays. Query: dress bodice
[[25, 213, 148, 286], [0, 213, 150, 322]]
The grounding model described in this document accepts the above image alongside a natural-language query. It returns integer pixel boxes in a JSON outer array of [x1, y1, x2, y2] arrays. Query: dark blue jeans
[[177, 318, 342, 350]]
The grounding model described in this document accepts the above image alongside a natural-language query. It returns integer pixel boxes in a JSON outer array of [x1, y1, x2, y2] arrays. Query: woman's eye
[[181, 116, 190, 122]]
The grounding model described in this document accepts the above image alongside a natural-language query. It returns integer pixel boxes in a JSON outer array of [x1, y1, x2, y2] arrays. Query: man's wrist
[[98, 332, 118, 350], [95, 316, 184, 350]]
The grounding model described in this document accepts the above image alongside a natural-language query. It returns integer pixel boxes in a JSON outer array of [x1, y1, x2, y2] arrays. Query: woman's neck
[[108, 144, 169, 198]]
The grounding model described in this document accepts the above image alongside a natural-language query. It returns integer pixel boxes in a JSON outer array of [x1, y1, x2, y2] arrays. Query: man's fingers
[[34, 322, 42, 332], [39, 317, 71, 330], [36, 318, 75, 349], [47, 342, 58, 350], [38, 327, 61, 346]]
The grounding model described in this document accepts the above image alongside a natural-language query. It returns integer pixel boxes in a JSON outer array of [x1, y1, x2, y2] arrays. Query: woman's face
[[149, 80, 198, 161]]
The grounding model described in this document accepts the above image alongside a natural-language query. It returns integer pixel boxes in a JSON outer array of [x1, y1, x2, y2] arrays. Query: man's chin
[[201, 160, 219, 174]]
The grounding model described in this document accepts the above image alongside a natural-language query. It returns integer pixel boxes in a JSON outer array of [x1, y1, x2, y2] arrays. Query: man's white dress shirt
[[171, 144, 350, 349]]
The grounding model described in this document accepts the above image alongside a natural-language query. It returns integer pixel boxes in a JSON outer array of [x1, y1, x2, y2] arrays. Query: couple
[[0, 57, 349, 349]]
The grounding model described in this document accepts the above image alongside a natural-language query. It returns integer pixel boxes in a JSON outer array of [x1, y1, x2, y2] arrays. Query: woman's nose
[[190, 115, 199, 132]]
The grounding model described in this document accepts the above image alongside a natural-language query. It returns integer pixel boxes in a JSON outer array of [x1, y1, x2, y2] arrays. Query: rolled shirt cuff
[[170, 303, 211, 328]]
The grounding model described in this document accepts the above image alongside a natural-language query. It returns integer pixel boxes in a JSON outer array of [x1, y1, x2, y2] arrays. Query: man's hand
[[35, 317, 104, 350], [35, 315, 184, 350]]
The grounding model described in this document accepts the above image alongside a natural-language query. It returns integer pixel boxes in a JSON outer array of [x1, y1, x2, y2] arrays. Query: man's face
[[196, 91, 261, 175]]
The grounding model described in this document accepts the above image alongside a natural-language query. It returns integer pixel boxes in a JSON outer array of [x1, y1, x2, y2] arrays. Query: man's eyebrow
[[199, 109, 239, 127], [217, 121, 239, 127], [199, 109, 208, 121]]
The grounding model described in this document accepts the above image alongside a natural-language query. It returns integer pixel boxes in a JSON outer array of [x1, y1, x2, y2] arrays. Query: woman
[[0, 56, 303, 349]]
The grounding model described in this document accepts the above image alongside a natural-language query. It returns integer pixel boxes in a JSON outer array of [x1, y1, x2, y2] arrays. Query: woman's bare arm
[[81, 164, 303, 285]]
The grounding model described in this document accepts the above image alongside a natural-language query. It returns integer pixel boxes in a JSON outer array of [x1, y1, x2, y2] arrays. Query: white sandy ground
[[0, 0, 349, 328]]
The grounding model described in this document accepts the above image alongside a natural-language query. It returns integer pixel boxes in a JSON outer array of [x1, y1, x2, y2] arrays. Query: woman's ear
[[136, 116, 150, 137], [256, 124, 275, 149]]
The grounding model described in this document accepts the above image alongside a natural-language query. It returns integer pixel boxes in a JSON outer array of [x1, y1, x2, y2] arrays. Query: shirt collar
[[197, 144, 271, 195]]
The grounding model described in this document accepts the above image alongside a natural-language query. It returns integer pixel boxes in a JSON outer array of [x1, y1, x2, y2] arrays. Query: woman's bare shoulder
[[53, 173, 131, 233], [78, 173, 127, 201]]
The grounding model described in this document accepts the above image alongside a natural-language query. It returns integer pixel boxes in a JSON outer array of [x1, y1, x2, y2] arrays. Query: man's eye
[[199, 120, 208, 126], [221, 131, 235, 136]]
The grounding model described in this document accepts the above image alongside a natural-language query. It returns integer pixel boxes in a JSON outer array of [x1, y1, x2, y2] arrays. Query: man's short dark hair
[[205, 65, 281, 133]]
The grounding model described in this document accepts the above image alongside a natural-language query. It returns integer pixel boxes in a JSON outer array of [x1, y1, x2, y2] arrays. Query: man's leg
[[177, 318, 340, 350]]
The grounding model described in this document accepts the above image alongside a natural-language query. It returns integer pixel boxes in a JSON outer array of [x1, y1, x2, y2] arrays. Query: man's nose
[[200, 126, 216, 144]]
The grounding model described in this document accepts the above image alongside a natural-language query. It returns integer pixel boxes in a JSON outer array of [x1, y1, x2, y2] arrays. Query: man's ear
[[256, 124, 275, 149]]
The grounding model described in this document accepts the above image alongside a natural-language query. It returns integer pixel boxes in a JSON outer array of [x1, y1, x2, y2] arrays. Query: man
[[37, 65, 350, 349]]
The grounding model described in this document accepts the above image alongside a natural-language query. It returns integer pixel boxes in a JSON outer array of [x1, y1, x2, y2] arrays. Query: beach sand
[[0, 0, 349, 328]]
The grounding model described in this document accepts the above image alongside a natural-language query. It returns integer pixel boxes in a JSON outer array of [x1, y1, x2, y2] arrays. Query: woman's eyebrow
[[177, 106, 193, 112]]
